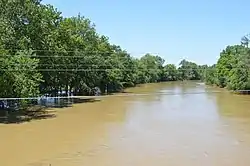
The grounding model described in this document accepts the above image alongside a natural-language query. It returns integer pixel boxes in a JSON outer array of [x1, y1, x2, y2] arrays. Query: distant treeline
[[0, 0, 249, 99]]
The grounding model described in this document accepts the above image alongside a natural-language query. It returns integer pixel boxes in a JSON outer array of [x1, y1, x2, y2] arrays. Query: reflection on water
[[1, 81, 250, 166]]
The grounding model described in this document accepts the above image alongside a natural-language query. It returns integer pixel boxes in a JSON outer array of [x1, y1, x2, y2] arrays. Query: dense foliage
[[0, 0, 207, 98], [1, 0, 249, 99], [204, 44, 250, 91]]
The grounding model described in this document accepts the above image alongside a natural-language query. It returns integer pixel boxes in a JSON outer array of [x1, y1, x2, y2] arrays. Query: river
[[1, 81, 250, 166]]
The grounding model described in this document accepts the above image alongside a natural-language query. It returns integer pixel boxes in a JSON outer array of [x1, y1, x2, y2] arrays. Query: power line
[[0, 69, 160, 71], [0, 91, 233, 100], [0, 64, 215, 67], [0, 90, 249, 100], [0, 68, 219, 71], [0, 49, 163, 56], [0, 49, 146, 54], [1, 67, 250, 71], [0, 49, 115, 53], [0, 55, 127, 58]]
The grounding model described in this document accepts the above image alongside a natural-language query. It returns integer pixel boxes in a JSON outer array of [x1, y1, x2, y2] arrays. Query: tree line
[[0, 0, 249, 100], [0, 0, 207, 98]]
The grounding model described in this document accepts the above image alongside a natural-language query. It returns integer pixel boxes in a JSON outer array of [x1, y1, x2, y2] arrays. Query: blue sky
[[42, 0, 249, 65]]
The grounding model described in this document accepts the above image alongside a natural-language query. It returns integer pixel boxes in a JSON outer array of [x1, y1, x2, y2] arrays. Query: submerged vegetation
[[0, 0, 250, 100]]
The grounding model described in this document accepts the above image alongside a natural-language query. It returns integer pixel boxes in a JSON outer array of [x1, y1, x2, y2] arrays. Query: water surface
[[1, 81, 250, 166]]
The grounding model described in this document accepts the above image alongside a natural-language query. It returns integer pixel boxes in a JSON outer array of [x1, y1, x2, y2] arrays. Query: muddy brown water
[[1, 81, 250, 166]]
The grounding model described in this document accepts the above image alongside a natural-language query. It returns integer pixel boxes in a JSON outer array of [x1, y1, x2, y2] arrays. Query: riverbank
[[204, 82, 250, 95]]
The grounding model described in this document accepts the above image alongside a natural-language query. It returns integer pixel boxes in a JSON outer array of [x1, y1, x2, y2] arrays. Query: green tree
[[215, 45, 247, 88], [204, 65, 216, 85], [178, 59, 200, 80], [162, 64, 178, 81], [0, 50, 42, 98]]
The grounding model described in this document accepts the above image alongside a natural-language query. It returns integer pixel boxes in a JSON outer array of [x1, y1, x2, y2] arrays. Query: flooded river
[[1, 81, 250, 166]]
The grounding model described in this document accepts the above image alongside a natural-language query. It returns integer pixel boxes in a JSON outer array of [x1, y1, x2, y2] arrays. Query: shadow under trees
[[0, 98, 99, 124]]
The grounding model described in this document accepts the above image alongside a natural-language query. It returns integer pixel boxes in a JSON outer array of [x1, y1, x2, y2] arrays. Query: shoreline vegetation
[[1, 1, 250, 123]]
